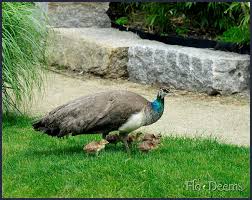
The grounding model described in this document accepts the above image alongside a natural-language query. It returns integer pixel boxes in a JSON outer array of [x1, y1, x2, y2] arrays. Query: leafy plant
[[111, 2, 250, 45], [2, 2, 48, 113], [218, 2, 250, 45], [115, 16, 128, 26], [218, 26, 250, 45], [141, 3, 173, 33], [122, 2, 140, 14], [139, 2, 235, 35], [175, 2, 233, 31], [225, 2, 250, 27], [175, 27, 189, 37]]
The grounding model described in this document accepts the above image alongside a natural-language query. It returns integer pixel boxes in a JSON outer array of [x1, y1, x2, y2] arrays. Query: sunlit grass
[[2, 115, 250, 198]]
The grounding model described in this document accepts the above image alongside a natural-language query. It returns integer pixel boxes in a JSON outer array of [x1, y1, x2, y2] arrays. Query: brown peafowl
[[32, 88, 170, 153], [83, 139, 109, 155]]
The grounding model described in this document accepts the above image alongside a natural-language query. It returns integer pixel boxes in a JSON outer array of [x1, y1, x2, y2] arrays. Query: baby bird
[[138, 140, 159, 153], [106, 134, 120, 145], [141, 133, 162, 143], [127, 132, 143, 145], [106, 132, 143, 146], [83, 139, 109, 155], [138, 133, 162, 153]]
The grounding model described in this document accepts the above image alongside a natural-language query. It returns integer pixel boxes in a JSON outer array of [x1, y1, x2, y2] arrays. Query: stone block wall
[[40, 0, 250, 95], [128, 45, 250, 94]]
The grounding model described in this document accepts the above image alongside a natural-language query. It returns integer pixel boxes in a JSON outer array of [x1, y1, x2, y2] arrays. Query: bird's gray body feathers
[[33, 90, 150, 137]]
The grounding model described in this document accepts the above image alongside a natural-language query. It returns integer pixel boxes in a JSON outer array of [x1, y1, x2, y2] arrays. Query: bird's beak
[[166, 91, 173, 96]]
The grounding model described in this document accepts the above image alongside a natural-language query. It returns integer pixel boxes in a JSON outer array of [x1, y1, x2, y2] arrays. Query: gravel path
[[28, 70, 250, 147]]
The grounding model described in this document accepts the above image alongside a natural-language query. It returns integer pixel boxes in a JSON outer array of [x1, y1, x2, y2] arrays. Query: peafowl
[[83, 139, 109, 155], [33, 88, 170, 153], [138, 133, 162, 153], [138, 140, 159, 153]]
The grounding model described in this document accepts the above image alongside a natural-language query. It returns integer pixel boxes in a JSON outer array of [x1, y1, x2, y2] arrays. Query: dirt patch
[[48, 67, 250, 106]]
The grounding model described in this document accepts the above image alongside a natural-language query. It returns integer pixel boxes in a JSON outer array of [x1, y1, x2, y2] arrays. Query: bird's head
[[157, 87, 170, 99], [99, 139, 109, 145]]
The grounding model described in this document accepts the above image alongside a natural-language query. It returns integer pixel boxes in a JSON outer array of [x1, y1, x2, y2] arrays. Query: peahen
[[33, 88, 170, 153]]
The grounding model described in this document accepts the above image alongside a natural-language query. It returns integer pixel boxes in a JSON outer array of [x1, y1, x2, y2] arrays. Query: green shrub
[[115, 17, 128, 25], [140, 3, 173, 33], [175, 27, 189, 37], [140, 2, 234, 34], [113, 2, 250, 44], [2, 2, 48, 113], [177, 2, 233, 31], [218, 26, 250, 45], [219, 2, 250, 45], [225, 2, 250, 28]]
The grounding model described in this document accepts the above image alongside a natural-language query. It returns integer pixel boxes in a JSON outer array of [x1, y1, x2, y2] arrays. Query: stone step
[[37, 2, 111, 28], [45, 27, 250, 94]]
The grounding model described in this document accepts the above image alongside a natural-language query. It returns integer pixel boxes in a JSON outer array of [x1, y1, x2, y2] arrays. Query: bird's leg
[[120, 132, 130, 154], [128, 138, 133, 148], [123, 137, 130, 155]]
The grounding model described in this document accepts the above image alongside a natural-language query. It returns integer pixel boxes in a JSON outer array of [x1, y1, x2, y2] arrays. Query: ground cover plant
[[2, 2, 47, 112], [110, 2, 250, 45], [3, 115, 249, 198]]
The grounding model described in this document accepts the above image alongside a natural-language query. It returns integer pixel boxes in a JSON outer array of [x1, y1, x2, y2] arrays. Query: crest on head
[[157, 87, 170, 99]]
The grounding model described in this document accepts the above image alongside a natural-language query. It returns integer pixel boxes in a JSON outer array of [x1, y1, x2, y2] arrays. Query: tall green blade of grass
[[2, 2, 48, 113]]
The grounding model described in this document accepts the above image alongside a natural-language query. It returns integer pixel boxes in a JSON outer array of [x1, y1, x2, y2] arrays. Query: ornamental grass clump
[[2, 2, 48, 113]]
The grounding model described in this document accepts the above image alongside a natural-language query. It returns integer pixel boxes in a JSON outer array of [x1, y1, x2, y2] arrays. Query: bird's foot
[[123, 138, 131, 155], [119, 133, 131, 155]]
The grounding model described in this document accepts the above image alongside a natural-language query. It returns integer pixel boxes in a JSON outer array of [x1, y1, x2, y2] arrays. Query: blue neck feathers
[[143, 96, 165, 126], [151, 98, 164, 113]]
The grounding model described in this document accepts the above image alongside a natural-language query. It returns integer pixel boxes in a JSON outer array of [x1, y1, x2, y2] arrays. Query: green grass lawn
[[2, 115, 250, 198]]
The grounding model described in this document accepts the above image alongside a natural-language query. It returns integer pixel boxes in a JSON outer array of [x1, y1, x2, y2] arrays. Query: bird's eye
[[161, 88, 169, 93]]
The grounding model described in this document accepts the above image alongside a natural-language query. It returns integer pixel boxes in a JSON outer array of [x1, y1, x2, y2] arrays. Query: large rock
[[38, 2, 111, 28], [128, 45, 250, 94], [46, 28, 250, 94], [46, 28, 140, 78]]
